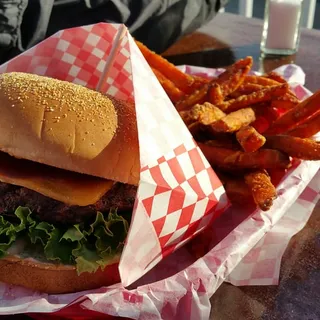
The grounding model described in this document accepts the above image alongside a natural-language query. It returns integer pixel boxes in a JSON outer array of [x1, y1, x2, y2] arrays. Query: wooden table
[[164, 12, 320, 320], [5, 12, 320, 320], [164, 12, 320, 94]]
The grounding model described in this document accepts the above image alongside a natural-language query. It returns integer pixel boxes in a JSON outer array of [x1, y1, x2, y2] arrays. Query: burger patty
[[0, 182, 137, 225]]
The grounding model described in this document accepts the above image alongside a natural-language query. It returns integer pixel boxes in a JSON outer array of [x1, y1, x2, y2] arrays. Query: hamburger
[[0, 72, 140, 294]]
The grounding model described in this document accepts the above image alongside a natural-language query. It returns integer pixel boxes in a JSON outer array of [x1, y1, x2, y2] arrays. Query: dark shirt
[[0, 0, 228, 63]]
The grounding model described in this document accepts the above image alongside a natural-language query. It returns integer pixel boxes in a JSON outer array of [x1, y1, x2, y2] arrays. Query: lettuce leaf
[[29, 221, 53, 246], [0, 206, 129, 274], [0, 207, 31, 257]]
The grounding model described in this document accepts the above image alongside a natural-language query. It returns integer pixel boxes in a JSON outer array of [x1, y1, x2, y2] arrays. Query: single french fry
[[210, 108, 256, 133], [198, 142, 290, 170], [244, 75, 281, 86], [236, 126, 266, 152], [198, 103, 226, 125], [175, 80, 213, 111], [245, 74, 299, 97], [264, 71, 287, 84], [244, 170, 277, 211], [217, 84, 289, 113], [190, 75, 211, 91], [136, 40, 194, 92], [217, 56, 253, 98], [266, 89, 320, 135], [271, 93, 300, 110], [267, 72, 299, 99], [265, 72, 298, 98], [271, 99, 298, 111], [267, 90, 320, 135], [265, 135, 320, 160], [152, 68, 184, 103], [286, 111, 320, 138], [180, 102, 226, 126], [208, 83, 224, 104], [229, 83, 264, 99]]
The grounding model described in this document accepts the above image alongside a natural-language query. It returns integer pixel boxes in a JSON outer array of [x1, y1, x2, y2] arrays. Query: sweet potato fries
[[137, 42, 320, 211], [244, 170, 277, 211], [236, 126, 266, 152], [210, 108, 256, 133]]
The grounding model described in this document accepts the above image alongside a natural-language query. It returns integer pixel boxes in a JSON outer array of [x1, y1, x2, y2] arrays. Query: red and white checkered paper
[[0, 25, 319, 319], [0, 23, 228, 287]]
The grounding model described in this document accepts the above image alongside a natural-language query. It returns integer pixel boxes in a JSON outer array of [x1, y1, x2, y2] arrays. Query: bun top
[[0, 72, 140, 185]]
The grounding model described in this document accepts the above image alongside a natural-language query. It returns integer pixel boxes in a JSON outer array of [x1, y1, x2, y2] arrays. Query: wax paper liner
[[0, 23, 228, 287], [226, 170, 320, 286], [0, 39, 318, 318]]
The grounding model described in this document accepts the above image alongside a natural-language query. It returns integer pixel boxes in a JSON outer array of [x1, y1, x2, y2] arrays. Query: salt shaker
[[260, 0, 303, 55]]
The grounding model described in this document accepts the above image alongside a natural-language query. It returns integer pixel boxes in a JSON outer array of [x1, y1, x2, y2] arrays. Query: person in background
[[0, 0, 228, 64]]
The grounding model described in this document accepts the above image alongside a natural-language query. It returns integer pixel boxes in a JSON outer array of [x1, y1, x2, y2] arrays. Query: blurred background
[[224, 0, 320, 30]]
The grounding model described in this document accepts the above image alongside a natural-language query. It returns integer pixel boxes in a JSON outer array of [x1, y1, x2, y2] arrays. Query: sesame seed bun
[[0, 72, 140, 186]]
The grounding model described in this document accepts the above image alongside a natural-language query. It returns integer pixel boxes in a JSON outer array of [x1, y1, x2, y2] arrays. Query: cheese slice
[[0, 151, 114, 206]]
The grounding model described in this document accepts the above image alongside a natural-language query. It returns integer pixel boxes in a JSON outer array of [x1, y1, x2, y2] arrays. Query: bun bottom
[[0, 255, 120, 294]]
